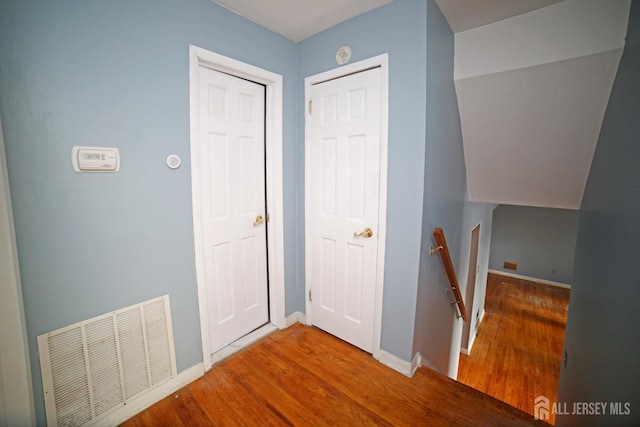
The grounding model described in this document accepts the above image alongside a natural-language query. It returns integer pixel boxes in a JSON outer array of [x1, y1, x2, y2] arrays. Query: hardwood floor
[[457, 273, 570, 425], [123, 323, 545, 426]]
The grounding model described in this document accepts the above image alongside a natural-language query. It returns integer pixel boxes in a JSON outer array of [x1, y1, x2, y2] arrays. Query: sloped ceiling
[[456, 51, 622, 209], [211, 0, 393, 42], [434, 0, 563, 33], [449, 0, 631, 209]]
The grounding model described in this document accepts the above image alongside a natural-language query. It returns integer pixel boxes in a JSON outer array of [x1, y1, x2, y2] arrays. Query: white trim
[[0, 114, 36, 426], [488, 269, 572, 289], [411, 352, 423, 377], [284, 311, 306, 328], [189, 45, 286, 372], [380, 351, 442, 377], [95, 363, 205, 427], [304, 53, 389, 360], [211, 323, 277, 365], [378, 350, 417, 378], [461, 308, 485, 355], [462, 337, 474, 356]]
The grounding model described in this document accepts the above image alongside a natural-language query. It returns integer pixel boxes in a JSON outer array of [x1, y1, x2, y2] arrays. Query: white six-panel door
[[198, 66, 268, 354], [308, 67, 382, 353]]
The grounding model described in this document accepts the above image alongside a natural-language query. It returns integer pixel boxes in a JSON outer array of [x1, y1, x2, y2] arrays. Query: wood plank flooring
[[457, 273, 570, 425], [123, 323, 545, 426]]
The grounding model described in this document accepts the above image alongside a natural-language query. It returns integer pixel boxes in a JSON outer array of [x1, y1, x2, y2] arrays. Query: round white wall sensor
[[166, 154, 181, 170], [336, 45, 352, 65]]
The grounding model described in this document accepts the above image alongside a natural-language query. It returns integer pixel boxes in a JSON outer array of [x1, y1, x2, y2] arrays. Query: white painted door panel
[[198, 67, 268, 354], [309, 68, 381, 352]]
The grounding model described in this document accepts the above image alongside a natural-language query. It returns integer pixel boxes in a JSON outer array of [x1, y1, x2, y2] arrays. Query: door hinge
[[266, 213, 270, 222], [308, 100, 312, 114], [308, 289, 312, 301]]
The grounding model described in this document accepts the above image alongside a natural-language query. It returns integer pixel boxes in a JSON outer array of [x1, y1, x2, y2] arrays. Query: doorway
[[304, 54, 389, 357], [189, 46, 285, 371], [461, 224, 480, 353]]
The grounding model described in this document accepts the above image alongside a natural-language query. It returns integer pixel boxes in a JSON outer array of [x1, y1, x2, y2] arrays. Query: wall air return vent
[[37, 295, 176, 426], [503, 261, 518, 271]]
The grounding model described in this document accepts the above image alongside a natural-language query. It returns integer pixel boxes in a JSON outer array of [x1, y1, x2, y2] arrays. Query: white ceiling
[[211, 0, 393, 42], [434, 0, 564, 33]]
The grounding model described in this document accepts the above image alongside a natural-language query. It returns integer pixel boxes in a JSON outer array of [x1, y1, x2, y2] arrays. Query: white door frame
[[0, 114, 36, 425], [461, 223, 481, 353], [304, 54, 389, 360], [189, 45, 285, 371]]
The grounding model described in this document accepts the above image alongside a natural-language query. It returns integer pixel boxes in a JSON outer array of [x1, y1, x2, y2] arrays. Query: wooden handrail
[[432, 227, 468, 321]]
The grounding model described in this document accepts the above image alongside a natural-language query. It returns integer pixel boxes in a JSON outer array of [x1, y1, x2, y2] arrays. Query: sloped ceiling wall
[[451, 0, 631, 209], [435, 0, 563, 33]]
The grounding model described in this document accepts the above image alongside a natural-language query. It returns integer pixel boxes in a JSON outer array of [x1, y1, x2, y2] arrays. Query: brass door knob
[[253, 215, 264, 226], [353, 227, 373, 238]]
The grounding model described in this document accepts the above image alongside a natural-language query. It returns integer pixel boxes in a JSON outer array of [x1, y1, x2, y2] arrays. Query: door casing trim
[[304, 54, 389, 361], [0, 112, 36, 426], [189, 45, 285, 371]]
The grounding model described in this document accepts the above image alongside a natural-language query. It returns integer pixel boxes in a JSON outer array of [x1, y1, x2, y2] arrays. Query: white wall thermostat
[[72, 146, 120, 172], [166, 154, 181, 170], [336, 45, 352, 65]]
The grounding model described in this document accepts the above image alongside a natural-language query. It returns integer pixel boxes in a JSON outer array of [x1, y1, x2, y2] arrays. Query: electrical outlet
[[552, 269, 558, 275]]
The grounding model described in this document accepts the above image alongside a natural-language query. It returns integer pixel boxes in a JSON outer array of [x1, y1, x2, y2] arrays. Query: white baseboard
[[284, 311, 306, 327], [378, 350, 420, 378], [97, 363, 205, 427], [488, 269, 572, 289], [411, 352, 422, 377], [461, 333, 476, 355], [211, 323, 278, 365], [461, 308, 486, 355]]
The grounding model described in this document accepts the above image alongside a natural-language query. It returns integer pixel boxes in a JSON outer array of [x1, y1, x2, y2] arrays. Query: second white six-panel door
[[309, 67, 382, 353], [198, 66, 269, 354]]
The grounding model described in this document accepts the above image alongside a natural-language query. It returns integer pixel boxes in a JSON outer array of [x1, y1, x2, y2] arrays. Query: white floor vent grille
[[38, 295, 177, 427]]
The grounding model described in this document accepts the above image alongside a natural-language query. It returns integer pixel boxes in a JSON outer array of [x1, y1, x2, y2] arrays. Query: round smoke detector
[[336, 45, 352, 65]]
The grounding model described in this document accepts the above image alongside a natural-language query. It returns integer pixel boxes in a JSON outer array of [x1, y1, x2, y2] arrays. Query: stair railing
[[430, 227, 468, 321]]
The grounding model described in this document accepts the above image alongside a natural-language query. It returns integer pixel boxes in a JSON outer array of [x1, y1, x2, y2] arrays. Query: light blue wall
[[557, 1, 640, 425], [298, 0, 428, 361], [413, 0, 469, 374], [0, 1, 298, 424], [0, 0, 481, 422], [489, 205, 580, 284]]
